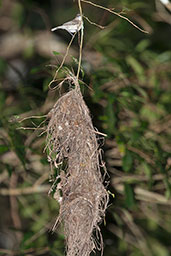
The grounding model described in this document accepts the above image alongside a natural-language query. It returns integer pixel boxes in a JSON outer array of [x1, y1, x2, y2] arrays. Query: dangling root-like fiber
[[46, 75, 109, 256]]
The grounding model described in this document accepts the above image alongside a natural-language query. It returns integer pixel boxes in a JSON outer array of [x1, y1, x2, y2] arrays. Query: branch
[[81, 0, 149, 34]]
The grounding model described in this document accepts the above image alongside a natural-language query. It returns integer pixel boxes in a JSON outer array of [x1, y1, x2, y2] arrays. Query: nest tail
[[46, 76, 109, 256]]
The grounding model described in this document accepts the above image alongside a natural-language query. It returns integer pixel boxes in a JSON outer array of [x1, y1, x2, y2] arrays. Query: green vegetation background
[[0, 0, 170, 255]]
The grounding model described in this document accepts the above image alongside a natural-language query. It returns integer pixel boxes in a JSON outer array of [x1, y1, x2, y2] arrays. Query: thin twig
[[18, 115, 47, 123], [76, 0, 84, 80], [0, 185, 49, 196], [83, 15, 105, 29], [92, 129, 107, 137], [17, 127, 45, 131], [81, 0, 149, 34]]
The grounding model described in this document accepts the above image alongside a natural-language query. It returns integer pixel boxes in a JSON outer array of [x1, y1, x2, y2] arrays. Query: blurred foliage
[[0, 0, 171, 255]]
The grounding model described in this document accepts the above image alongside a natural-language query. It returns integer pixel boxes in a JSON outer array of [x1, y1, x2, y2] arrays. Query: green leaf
[[0, 145, 9, 154], [135, 39, 150, 52], [71, 56, 78, 64], [8, 124, 26, 168], [124, 183, 136, 209], [71, 56, 84, 78], [126, 55, 145, 83], [0, 58, 7, 75], [53, 51, 60, 56], [143, 162, 152, 179], [0, 91, 5, 111], [12, 2, 24, 27], [140, 105, 164, 122], [104, 94, 117, 136], [157, 51, 171, 63], [6, 164, 13, 177], [122, 150, 133, 172], [43, 77, 52, 92], [30, 66, 42, 74], [164, 178, 171, 199]]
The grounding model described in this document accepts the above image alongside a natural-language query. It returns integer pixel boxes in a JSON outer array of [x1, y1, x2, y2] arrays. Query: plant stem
[[76, 0, 84, 81]]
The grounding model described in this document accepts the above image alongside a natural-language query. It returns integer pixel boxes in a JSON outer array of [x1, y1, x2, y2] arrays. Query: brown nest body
[[47, 77, 108, 256]]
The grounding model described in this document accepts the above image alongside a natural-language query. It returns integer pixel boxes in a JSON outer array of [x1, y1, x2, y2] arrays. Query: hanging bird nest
[[46, 75, 109, 256]]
